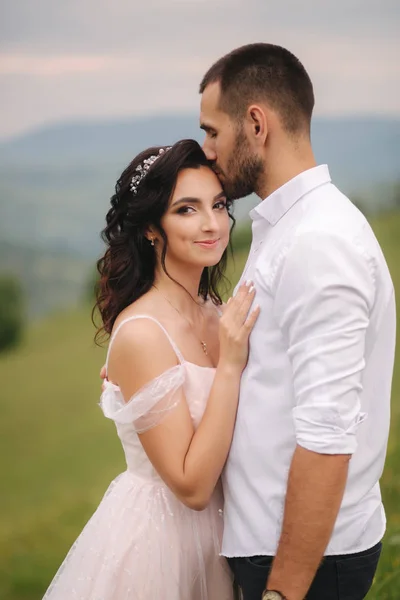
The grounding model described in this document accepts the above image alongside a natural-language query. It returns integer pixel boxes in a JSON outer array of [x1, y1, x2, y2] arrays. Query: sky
[[0, 0, 399, 140]]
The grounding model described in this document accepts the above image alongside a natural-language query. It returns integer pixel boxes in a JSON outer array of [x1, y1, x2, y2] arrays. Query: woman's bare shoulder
[[108, 316, 180, 390]]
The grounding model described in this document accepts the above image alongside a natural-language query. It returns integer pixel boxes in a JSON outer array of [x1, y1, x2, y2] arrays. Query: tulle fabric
[[42, 315, 234, 600], [42, 471, 233, 600], [101, 364, 185, 431]]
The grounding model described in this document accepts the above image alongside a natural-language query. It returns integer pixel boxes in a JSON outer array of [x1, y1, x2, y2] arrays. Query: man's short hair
[[199, 43, 314, 135]]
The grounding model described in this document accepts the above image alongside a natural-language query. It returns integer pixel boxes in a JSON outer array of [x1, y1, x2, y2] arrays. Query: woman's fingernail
[[249, 285, 255, 293]]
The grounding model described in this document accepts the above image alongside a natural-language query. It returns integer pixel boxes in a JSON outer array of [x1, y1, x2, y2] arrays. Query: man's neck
[[257, 141, 317, 200]]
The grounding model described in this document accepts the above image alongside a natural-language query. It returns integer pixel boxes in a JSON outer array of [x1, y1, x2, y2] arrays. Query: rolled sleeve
[[272, 232, 375, 454]]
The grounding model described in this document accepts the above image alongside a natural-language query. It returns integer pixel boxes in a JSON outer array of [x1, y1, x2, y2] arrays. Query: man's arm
[[265, 231, 375, 600], [266, 446, 350, 599]]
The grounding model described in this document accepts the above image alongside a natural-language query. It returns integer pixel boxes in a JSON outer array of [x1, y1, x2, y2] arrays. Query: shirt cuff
[[293, 404, 368, 454]]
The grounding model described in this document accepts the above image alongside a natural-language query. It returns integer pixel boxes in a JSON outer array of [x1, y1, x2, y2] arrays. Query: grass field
[[1, 214, 400, 599]]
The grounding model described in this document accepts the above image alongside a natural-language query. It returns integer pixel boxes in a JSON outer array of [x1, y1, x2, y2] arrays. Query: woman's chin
[[177, 247, 226, 270], [201, 254, 225, 268], [184, 257, 223, 270]]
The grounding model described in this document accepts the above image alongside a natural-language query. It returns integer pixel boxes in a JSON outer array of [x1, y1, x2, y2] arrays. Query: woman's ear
[[145, 228, 157, 246]]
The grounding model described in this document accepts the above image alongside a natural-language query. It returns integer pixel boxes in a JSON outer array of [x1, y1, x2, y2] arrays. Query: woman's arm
[[109, 282, 258, 510]]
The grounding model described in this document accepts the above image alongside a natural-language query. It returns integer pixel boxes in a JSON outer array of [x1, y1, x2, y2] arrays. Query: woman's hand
[[218, 280, 259, 371]]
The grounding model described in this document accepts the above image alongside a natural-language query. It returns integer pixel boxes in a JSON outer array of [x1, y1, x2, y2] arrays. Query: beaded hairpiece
[[130, 147, 172, 195]]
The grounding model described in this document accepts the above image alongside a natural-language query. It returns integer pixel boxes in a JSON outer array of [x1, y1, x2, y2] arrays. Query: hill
[[0, 240, 91, 317], [1, 115, 399, 186], [1, 115, 399, 251], [0, 114, 399, 317]]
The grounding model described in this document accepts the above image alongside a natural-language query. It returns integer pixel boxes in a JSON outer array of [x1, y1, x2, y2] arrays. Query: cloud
[[0, 55, 118, 76], [0, 0, 399, 138], [1, 0, 398, 52], [0, 53, 208, 77]]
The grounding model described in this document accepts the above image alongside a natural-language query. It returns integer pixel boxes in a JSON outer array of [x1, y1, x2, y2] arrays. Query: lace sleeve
[[99, 364, 185, 433]]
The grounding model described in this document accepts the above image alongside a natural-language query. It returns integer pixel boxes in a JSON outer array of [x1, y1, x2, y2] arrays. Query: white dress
[[42, 315, 234, 600]]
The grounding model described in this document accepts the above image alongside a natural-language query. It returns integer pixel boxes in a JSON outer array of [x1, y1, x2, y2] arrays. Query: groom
[[199, 44, 395, 600]]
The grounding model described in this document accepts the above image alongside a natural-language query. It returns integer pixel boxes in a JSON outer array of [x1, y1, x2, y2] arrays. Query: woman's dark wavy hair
[[93, 139, 235, 343]]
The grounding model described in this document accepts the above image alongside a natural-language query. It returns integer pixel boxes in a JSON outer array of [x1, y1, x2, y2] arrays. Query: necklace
[[153, 285, 208, 355]]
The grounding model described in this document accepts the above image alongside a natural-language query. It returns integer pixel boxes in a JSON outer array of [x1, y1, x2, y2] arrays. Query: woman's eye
[[177, 206, 195, 214], [214, 201, 227, 210]]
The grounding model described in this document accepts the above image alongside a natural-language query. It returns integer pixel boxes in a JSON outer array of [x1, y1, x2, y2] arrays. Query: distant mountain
[[0, 115, 199, 168], [1, 114, 398, 183], [0, 113, 399, 316], [0, 114, 398, 239]]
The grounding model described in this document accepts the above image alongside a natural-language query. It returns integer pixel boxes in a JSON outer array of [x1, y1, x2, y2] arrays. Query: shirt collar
[[249, 165, 331, 226]]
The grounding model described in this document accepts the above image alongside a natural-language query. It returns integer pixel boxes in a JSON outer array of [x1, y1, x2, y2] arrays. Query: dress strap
[[105, 315, 184, 376]]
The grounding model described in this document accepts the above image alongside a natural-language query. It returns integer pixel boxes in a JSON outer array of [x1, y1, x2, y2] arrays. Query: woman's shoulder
[[109, 296, 180, 370], [107, 313, 182, 389]]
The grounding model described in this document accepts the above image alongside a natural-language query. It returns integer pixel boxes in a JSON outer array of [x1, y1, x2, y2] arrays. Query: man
[[199, 43, 395, 600]]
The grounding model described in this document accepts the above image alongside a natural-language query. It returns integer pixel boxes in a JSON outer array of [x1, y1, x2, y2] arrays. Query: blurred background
[[0, 1, 399, 598]]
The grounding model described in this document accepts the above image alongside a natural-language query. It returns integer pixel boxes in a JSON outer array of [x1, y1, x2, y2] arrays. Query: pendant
[[201, 341, 208, 355]]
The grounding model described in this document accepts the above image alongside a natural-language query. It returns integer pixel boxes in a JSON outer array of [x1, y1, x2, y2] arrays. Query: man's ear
[[246, 104, 268, 145]]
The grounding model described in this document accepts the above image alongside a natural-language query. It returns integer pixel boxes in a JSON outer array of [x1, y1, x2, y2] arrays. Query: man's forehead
[[199, 113, 226, 132], [200, 81, 221, 109], [200, 82, 227, 127]]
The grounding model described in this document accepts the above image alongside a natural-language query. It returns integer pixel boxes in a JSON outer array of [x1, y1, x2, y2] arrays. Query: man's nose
[[202, 138, 217, 162]]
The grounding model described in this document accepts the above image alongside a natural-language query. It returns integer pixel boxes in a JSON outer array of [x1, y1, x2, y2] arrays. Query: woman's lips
[[194, 239, 220, 249]]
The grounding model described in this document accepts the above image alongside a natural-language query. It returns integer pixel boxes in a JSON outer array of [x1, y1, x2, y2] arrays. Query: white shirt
[[222, 165, 396, 557]]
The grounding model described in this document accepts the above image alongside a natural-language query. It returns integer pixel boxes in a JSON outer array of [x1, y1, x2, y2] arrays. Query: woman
[[43, 139, 259, 599]]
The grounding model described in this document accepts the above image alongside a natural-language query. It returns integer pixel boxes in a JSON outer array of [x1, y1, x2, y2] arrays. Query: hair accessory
[[130, 147, 172, 195]]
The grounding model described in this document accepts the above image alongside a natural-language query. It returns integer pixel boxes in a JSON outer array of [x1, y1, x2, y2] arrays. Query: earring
[[150, 238, 155, 246]]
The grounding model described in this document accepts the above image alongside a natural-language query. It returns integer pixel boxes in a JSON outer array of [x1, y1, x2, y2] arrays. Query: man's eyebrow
[[200, 123, 216, 133]]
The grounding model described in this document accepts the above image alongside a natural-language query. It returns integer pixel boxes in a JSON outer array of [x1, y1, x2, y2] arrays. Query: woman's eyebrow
[[171, 191, 226, 208], [213, 191, 226, 201], [171, 197, 201, 207]]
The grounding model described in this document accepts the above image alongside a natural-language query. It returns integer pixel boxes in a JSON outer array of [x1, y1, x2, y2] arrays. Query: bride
[[42, 139, 259, 599]]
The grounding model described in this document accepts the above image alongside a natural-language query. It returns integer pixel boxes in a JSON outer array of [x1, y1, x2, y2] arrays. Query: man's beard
[[215, 129, 264, 200]]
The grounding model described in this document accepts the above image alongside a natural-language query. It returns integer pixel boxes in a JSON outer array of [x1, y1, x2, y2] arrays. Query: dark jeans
[[228, 541, 382, 600]]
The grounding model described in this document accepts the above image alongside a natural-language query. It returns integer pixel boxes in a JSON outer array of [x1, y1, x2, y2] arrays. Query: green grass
[[1, 213, 400, 599], [0, 310, 121, 599]]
